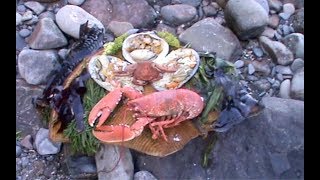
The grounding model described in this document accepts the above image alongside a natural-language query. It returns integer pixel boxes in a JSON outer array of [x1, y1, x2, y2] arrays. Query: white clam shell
[[88, 54, 143, 92], [152, 48, 200, 91], [122, 31, 169, 64]]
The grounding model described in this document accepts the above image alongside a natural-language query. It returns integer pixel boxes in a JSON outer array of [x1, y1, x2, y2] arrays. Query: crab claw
[[88, 88, 123, 127]]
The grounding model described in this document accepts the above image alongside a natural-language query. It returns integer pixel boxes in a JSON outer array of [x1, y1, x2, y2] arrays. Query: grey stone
[[268, 14, 279, 29], [19, 29, 31, 38], [179, 18, 242, 62], [21, 157, 29, 168], [248, 63, 255, 74], [282, 33, 304, 59], [274, 31, 282, 41], [58, 48, 69, 60], [279, 79, 291, 98], [56, 5, 105, 39], [24, 1, 45, 15], [156, 23, 177, 35], [253, 78, 271, 91], [35, 128, 62, 155], [21, 10, 33, 21], [252, 60, 271, 75], [203, 4, 218, 17], [161, 4, 197, 26], [269, 152, 291, 175], [67, 155, 97, 175], [291, 68, 304, 100], [24, 15, 39, 25], [283, 3, 295, 16], [20, 134, 34, 150], [28, 18, 68, 49], [224, 0, 268, 40], [95, 144, 134, 180], [275, 65, 293, 75], [68, 0, 86, 6], [17, 4, 27, 12], [291, 8, 304, 34], [134, 171, 158, 180], [279, 12, 291, 20], [16, 146, 22, 157], [253, 47, 264, 57], [276, 73, 284, 81], [81, 0, 157, 29], [234, 60, 244, 68], [134, 97, 304, 179], [38, 11, 55, 21], [18, 49, 60, 85], [272, 80, 281, 89], [247, 75, 259, 81], [255, 0, 270, 13], [16, 32, 27, 51], [290, 58, 304, 73], [16, 12, 22, 26], [172, 0, 201, 7], [282, 25, 293, 36], [268, 0, 282, 12], [261, 27, 275, 38], [259, 36, 294, 65], [107, 21, 134, 37]]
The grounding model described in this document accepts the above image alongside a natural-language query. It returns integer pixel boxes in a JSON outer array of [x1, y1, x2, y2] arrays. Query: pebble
[[272, 80, 281, 89], [16, 146, 22, 157], [21, 10, 33, 21], [268, 14, 279, 29], [275, 65, 293, 75], [20, 134, 34, 150], [68, 0, 86, 6], [19, 29, 31, 38], [21, 157, 29, 168], [17, 5, 27, 13], [283, 3, 295, 16], [253, 47, 263, 57], [253, 79, 271, 91], [276, 73, 283, 81], [274, 31, 282, 40], [282, 25, 292, 36], [279, 12, 291, 20], [247, 75, 259, 81], [16, 13, 22, 26], [291, 58, 304, 73], [248, 64, 255, 74], [234, 60, 244, 68], [134, 170, 158, 180], [279, 79, 291, 98], [24, 1, 45, 15]]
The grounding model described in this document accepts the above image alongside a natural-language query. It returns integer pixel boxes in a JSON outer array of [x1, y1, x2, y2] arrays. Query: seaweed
[[103, 33, 129, 55], [156, 31, 181, 48]]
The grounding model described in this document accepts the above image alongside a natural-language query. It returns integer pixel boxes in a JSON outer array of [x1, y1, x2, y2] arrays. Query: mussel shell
[[152, 48, 200, 91], [122, 31, 169, 64]]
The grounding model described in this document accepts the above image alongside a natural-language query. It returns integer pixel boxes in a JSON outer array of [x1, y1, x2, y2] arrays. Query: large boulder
[[224, 0, 269, 40], [135, 97, 304, 179], [179, 18, 242, 62]]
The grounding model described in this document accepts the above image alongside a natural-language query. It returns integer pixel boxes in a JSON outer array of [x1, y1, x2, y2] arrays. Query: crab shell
[[152, 48, 200, 91], [122, 31, 169, 64]]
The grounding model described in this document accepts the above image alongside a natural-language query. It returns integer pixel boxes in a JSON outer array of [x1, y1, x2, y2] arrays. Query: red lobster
[[88, 87, 204, 142]]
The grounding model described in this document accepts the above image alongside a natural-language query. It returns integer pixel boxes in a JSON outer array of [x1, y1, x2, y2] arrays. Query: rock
[[68, 0, 86, 6], [272, 80, 281, 89], [38, 11, 55, 21], [248, 64, 255, 74], [255, 0, 270, 13], [16, 78, 44, 137], [20, 134, 34, 150], [234, 60, 244, 68], [253, 78, 271, 91], [216, 0, 227, 8], [156, 23, 177, 35], [281, 25, 293, 36], [161, 4, 197, 26], [16, 146, 22, 157], [56, 5, 105, 39], [28, 18, 68, 49], [134, 171, 158, 180], [18, 49, 60, 85], [274, 31, 282, 41], [203, 4, 218, 17], [268, 0, 282, 12], [19, 29, 31, 38], [24, 1, 45, 15], [21, 10, 33, 21], [282, 33, 304, 59], [259, 36, 294, 65], [283, 3, 295, 16], [172, 0, 202, 7], [279, 79, 291, 98], [247, 75, 259, 81], [135, 97, 304, 179], [179, 18, 242, 62], [25, 15, 39, 25], [268, 14, 280, 29], [276, 73, 284, 81], [290, 68, 304, 100], [107, 21, 134, 37], [95, 144, 134, 180], [291, 8, 304, 34], [35, 128, 62, 155], [253, 47, 264, 57], [279, 12, 291, 20], [81, 0, 157, 29], [275, 65, 293, 75], [58, 48, 69, 60], [17, 4, 27, 13], [251, 60, 271, 75], [224, 0, 268, 40], [290, 58, 304, 73], [67, 155, 97, 177], [16, 32, 27, 51], [21, 157, 29, 168], [261, 27, 275, 38], [16, 12, 22, 25]]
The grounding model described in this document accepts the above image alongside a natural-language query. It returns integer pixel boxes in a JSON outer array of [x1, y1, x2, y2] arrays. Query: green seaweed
[[156, 31, 181, 48], [103, 33, 129, 55]]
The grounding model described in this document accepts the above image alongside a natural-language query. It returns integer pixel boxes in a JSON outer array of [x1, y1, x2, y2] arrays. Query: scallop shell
[[122, 31, 169, 64], [88, 54, 143, 92], [152, 48, 200, 91]]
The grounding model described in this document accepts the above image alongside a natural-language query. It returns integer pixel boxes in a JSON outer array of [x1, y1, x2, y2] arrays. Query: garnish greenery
[[103, 33, 129, 55], [63, 79, 106, 155], [156, 31, 181, 48]]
